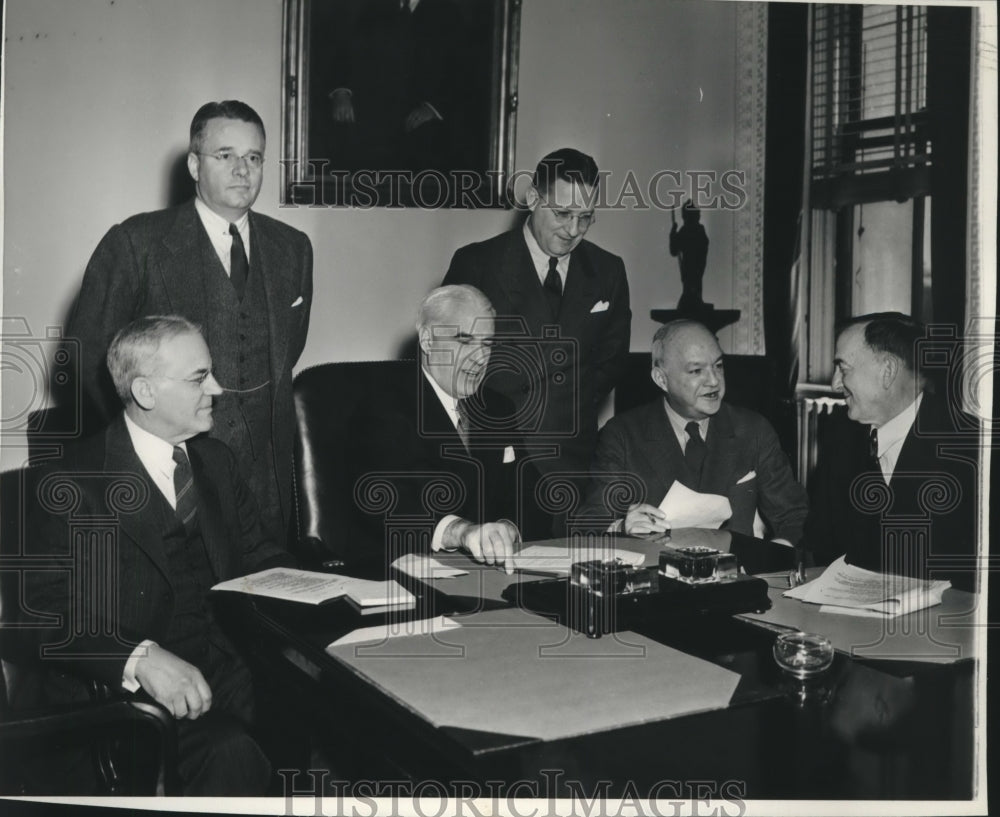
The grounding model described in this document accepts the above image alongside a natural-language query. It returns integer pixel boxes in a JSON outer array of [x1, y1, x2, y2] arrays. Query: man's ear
[[131, 377, 156, 411], [417, 327, 432, 355], [187, 152, 200, 183], [524, 184, 540, 212], [651, 366, 668, 394], [881, 355, 900, 389]]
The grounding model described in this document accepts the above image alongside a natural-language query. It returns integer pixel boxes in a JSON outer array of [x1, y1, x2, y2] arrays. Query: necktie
[[869, 427, 880, 465], [684, 421, 707, 475], [544, 256, 562, 318], [229, 223, 248, 300], [455, 399, 471, 450], [172, 446, 198, 533]]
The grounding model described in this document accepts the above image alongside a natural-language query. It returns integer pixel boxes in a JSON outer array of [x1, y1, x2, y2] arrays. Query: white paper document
[[784, 556, 950, 617], [212, 567, 415, 608], [392, 553, 470, 580], [511, 544, 645, 574], [658, 481, 732, 529], [328, 615, 461, 648]]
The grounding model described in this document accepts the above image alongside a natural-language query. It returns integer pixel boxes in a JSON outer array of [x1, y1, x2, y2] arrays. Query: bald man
[[582, 320, 807, 552]]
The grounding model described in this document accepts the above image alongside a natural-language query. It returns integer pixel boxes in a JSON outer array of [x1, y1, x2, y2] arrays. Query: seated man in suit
[[802, 313, 978, 591], [582, 319, 808, 559], [16, 316, 293, 795], [343, 284, 543, 571]]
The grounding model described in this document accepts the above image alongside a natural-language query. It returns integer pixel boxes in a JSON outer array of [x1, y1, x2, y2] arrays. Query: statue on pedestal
[[669, 200, 711, 313]]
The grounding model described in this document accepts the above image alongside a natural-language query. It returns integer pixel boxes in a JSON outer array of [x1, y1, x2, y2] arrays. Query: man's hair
[[107, 315, 201, 404], [837, 312, 925, 374], [531, 148, 600, 196], [189, 100, 265, 154], [417, 285, 495, 335], [651, 319, 713, 368]]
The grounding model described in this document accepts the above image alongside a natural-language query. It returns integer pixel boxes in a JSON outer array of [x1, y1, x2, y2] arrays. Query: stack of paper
[[212, 568, 416, 613], [784, 556, 950, 618]]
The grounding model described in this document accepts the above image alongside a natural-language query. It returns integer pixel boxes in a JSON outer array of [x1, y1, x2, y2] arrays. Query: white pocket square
[[590, 300, 610, 313], [737, 470, 757, 485], [291, 296, 304, 307], [503, 446, 516, 463]]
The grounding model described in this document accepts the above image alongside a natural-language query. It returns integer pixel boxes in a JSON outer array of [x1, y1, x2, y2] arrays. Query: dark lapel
[[158, 200, 213, 324], [495, 230, 557, 332], [701, 404, 740, 491], [634, 400, 692, 496], [102, 416, 172, 584], [185, 441, 230, 579], [559, 242, 600, 333], [249, 211, 297, 386]]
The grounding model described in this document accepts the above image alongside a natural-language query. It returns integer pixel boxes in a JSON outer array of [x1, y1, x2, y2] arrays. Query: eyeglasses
[[152, 370, 216, 388], [197, 150, 264, 170], [537, 192, 596, 229]]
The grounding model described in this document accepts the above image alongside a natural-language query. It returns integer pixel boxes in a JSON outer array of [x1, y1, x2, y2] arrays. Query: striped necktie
[[172, 446, 198, 533]]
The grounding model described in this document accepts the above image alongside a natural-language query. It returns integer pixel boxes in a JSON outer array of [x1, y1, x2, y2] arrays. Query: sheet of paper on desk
[[212, 568, 415, 608], [328, 616, 461, 648], [325, 608, 741, 741], [784, 556, 950, 616], [658, 481, 731, 529], [512, 544, 644, 574], [392, 553, 470, 580]]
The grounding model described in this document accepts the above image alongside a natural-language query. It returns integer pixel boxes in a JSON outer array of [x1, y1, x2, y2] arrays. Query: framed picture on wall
[[281, 0, 521, 208]]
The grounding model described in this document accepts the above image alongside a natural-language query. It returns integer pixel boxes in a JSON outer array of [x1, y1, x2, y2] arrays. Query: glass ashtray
[[773, 632, 834, 678]]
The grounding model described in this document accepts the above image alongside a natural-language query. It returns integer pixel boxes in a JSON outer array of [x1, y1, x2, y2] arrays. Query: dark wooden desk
[[231, 555, 977, 802]]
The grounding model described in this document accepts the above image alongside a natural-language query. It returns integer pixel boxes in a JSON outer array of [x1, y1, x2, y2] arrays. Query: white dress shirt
[[194, 196, 251, 276], [662, 398, 710, 453], [422, 369, 467, 552], [873, 392, 923, 483], [523, 221, 569, 290], [119, 415, 188, 691]]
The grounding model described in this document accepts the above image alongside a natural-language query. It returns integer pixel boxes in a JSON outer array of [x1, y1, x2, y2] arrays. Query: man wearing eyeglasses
[[18, 316, 295, 794], [65, 100, 313, 550], [337, 285, 544, 570], [443, 148, 632, 532]]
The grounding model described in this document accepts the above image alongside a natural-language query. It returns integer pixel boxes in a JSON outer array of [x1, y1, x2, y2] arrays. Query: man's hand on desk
[[624, 503, 670, 535], [443, 518, 518, 574], [134, 644, 213, 720]]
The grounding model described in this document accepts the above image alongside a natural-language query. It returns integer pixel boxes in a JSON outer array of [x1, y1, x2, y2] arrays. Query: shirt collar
[[661, 397, 710, 444], [522, 221, 569, 279], [123, 412, 187, 469], [874, 392, 923, 457], [194, 195, 249, 235], [421, 367, 461, 426]]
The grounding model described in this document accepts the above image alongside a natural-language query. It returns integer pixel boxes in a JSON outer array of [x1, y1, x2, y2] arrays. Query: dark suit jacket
[[802, 394, 979, 591], [443, 228, 632, 472], [582, 399, 809, 544], [17, 416, 292, 703], [65, 200, 312, 537], [340, 365, 542, 568]]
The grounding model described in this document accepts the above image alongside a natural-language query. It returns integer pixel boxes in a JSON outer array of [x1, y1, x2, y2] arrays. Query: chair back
[[292, 361, 415, 568]]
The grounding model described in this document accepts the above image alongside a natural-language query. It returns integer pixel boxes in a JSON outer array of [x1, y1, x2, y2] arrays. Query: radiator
[[796, 394, 846, 488]]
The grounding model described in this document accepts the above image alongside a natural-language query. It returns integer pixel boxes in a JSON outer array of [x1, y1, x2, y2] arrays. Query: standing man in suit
[[19, 317, 294, 794], [343, 285, 539, 571], [443, 148, 632, 527], [802, 313, 978, 591], [66, 100, 313, 547], [582, 320, 807, 559]]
